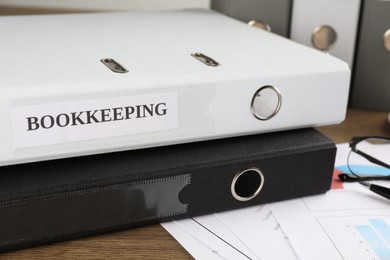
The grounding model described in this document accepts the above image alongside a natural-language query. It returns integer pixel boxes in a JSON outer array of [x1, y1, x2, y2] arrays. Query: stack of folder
[[0, 9, 350, 252], [212, 0, 390, 111]]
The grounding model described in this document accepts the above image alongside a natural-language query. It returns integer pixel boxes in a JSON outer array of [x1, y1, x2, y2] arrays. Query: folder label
[[11, 92, 179, 149]]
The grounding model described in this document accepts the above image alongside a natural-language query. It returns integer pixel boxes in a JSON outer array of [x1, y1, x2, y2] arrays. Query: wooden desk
[[1, 6, 390, 259]]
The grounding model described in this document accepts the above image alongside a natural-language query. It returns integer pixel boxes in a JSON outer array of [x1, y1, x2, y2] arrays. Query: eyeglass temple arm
[[353, 149, 390, 169], [338, 173, 390, 182]]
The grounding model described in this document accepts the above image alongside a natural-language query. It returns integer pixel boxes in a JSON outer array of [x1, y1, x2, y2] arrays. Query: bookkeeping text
[[26, 103, 168, 131]]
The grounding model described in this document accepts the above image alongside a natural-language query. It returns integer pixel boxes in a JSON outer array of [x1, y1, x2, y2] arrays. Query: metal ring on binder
[[231, 167, 264, 202], [384, 29, 390, 53], [251, 85, 282, 121], [311, 25, 337, 51], [248, 20, 271, 32]]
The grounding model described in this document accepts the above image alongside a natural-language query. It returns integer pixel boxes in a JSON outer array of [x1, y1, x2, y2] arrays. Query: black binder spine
[[0, 128, 336, 252]]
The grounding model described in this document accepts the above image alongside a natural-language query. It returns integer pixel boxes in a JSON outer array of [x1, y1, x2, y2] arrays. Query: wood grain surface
[[317, 108, 390, 143]]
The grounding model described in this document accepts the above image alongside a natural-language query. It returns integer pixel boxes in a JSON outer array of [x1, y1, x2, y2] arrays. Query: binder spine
[[2, 68, 349, 167], [289, 0, 361, 67], [351, 0, 390, 110], [0, 10, 350, 166], [0, 175, 190, 252], [0, 129, 336, 252], [210, 0, 292, 37], [181, 144, 336, 216]]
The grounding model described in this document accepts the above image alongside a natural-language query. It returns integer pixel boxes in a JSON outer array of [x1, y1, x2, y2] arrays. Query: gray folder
[[210, 0, 292, 37], [351, 0, 390, 110]]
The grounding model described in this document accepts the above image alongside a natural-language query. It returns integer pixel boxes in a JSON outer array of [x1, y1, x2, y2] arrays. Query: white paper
[[162, 215, 259, 260], [162, 221, 226, 260], [270, 143, 390, 260], [216, 205, 298, 260]]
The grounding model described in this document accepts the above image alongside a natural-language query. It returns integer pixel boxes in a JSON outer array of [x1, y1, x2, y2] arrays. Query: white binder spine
[[0, 10, 350, 166], [289, 0, 361, 68]]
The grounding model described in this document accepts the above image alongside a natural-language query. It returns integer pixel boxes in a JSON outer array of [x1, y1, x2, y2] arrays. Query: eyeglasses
[[338, 136, 390, 200]]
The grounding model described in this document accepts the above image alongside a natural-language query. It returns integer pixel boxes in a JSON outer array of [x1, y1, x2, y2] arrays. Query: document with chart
[[163, 204, 298, 260], [163, 142, 390, 260], [271, 143, 390, 260]]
